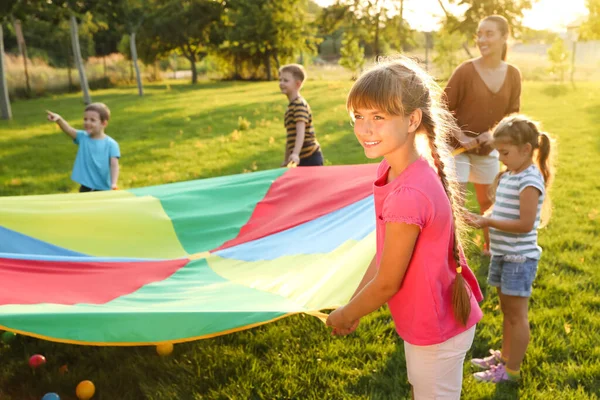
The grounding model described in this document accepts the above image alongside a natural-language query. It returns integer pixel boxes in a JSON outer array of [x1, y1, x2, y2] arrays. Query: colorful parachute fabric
[[0, 164, 378, 346]]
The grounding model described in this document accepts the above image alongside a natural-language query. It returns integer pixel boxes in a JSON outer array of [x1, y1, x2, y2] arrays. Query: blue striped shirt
[[489, 165, 545, 259]]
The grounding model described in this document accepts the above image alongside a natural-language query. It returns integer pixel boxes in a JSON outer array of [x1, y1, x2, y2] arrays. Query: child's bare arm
[[288, 121, 306, 165], [327, 222, 419, 330], [476, 187, 540, 233], [110, 157, 119, 190], [46, 110, 77, 140], [281, 145, 290, 166], [350, 255, 377, 301], [345, 223, 418, 319]]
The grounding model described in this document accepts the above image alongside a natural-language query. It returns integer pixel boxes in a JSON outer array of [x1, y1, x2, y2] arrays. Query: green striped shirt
[[490, 165, 545, 259], [284, 97, 319, 158]]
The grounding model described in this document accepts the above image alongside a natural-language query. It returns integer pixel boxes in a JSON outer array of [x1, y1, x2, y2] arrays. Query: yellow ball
[[156, 343, 174, 356], [76, 380, 95, 400]]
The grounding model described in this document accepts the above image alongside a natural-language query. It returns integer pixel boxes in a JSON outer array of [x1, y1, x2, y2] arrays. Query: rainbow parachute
[[0, 165, 377, 346]]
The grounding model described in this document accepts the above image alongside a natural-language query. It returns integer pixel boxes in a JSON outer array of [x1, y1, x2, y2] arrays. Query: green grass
[[1, 79, 599, 399]]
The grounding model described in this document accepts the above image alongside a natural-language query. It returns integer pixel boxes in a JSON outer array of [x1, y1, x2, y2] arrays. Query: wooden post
[[0, 24, 13, 120], [70, 15, 91, 105], [130, 32, 143, 96], [13, 18, 30, 95]]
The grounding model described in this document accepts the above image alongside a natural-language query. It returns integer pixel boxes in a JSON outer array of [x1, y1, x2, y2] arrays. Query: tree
[[438, 0, 536, 57], [339, 33, 365, 79], [219, 0, 319, 80], [94, 0, 147, 95], [91, 1, 123, 77], [14, 0, 97, 103], [142, 0, 223, 84], [319, 0, 406, 59], [433, 28, 464, 79], [547, 37, 570, 82], [5, 3, 100, 94], [443, 0, 535, 36], [580, 0, 600, 40], [518, 27, 559, 44]]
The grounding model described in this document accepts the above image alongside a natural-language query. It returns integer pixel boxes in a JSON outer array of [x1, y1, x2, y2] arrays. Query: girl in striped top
[[467, 114, 555, 383]]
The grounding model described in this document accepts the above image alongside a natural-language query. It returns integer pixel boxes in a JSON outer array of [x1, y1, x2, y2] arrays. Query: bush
[[547, 38, 570, 82], [2, 53, 159, 99], [238, 116, 251, 131]]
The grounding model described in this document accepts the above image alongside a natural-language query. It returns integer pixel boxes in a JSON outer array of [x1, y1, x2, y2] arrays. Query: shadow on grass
[[346, 338, 411, 399], [584, 102, 600, 156], [541, 84, 570, 98]]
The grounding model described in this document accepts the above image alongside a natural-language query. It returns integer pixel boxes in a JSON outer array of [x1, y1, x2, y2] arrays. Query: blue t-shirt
[[71, 130, 120, 190]]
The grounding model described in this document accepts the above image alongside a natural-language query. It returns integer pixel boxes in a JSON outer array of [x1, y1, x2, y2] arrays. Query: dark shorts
[[299, 149, 324, 166], [79, 185, 100, 193], [488, 255, 539, 297]]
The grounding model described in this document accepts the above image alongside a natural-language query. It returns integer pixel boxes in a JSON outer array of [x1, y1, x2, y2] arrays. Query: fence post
[[0, 24, 12, 120]]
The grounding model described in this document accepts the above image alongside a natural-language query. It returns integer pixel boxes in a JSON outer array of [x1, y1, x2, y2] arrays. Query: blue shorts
[[488, 255, 539, 297]]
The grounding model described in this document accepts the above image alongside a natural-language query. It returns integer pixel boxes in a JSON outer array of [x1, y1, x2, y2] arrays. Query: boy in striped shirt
[[278, 64, 323, 167]]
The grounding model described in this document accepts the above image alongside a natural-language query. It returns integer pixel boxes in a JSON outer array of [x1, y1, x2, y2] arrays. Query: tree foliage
[[319, 0, 419, 60], [140, 0, 223, 83], [218, 0, 319, 80], [547, 37, 570, 82], [339, 33, 364, 79], [580, 0, 600, 40], [442, 0, 535, 37], [433, 27, 465, 79]]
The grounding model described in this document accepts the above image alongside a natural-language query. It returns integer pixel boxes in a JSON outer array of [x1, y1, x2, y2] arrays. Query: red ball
[[28, 354, 46, 368]]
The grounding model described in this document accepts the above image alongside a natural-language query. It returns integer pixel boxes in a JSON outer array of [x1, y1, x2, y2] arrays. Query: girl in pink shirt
[[326, 57, 483, 399]]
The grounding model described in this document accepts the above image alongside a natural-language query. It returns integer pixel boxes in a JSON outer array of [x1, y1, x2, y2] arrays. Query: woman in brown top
[[444, 15, 522, 254]]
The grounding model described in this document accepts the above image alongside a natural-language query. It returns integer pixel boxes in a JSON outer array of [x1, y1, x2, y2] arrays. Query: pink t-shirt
[[374, 157, 483, 346]]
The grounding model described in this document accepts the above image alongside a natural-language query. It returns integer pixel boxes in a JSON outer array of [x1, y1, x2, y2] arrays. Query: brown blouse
[[444, 60, 521, 155]]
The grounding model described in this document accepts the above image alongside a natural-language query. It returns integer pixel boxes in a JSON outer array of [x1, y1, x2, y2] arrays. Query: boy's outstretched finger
[[46, 110, 58, 121]]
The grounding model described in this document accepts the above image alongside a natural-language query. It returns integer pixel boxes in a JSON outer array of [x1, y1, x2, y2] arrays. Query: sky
[[313, 0, 590, 32]]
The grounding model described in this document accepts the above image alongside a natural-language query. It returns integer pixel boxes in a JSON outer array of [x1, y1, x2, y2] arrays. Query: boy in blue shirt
[[46, 103, 120, 192]]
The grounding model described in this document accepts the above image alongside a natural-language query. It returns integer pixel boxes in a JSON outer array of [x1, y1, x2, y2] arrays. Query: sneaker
[[471, 349, 503, 369], [473, 364, 513, 383]]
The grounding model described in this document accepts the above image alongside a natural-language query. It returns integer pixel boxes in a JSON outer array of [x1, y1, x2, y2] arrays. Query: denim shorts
[[488, 255, 539, 297]]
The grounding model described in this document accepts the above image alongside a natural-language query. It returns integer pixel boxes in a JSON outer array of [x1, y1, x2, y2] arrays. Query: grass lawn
[[0, 79, 599, 399]]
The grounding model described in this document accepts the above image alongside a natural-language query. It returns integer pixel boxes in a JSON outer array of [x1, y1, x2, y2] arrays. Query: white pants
[[404, 325, 476, 399], [454, 151, 500, 184]]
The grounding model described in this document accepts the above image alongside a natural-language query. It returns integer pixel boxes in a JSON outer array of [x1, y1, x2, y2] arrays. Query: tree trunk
[[173, 54, 177, 79], [103, 55, 107, 79], [425, 32, 431, 71], [399, 0, 404, 50], [570, 41, 576, 84], [374, 11, 380, 58], [67, 48, 74, 91], [265, 52, 272, 81], [13, 18, 30, 95], [462, 41, 473, 58], [70, 15, 91, 105], [0, 25, 12, 120], [189, 55, 197, 84], [130, 32, 144, 96], [436, 0, 450, 17], [234, 54, 240, 79]]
